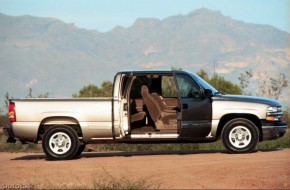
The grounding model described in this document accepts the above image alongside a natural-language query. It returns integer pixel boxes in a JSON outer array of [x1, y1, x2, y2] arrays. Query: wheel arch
[[38, 116, 83, 140], [216, 113, 262, 141]]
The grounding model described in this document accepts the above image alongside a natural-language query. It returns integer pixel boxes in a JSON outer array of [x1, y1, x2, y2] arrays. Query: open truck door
[[174, 73, 212, 139]]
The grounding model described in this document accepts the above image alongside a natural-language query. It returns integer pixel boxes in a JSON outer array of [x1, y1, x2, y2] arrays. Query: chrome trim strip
[[130, 134, 178, 139], [262, 125, 287, 129], [266, 112, 283, 116], [91, 137, 114, 140]]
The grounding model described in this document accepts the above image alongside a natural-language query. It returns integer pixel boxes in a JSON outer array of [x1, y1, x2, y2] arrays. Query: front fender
[[212, 101, 267, 120]]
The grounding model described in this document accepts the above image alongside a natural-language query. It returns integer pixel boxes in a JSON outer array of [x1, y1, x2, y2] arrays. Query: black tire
[[221, 118, 259, 153], [74, 144, 86, 158], [42, 125, 80, 160]]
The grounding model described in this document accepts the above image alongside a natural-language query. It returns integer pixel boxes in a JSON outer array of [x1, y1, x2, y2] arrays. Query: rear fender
[[38, 117, 82, 139], [41, 116, 79, 125]]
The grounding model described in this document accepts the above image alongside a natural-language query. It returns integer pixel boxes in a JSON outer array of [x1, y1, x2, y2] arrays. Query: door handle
[[182, 103, 188, 109], [123, 103, 128, 111]]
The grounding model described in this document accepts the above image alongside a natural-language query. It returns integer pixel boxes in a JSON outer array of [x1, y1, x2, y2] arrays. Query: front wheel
[[42, 125, 80, 160], [221, 118, 259, 153]]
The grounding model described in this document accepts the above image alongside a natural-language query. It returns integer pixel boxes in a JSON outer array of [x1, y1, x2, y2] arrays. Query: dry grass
[[21, 168, 160, 189], [0, 127, 42, 152]]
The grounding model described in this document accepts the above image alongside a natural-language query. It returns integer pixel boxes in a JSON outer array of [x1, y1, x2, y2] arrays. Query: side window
[[176, 74, 201, 98], [161, 76, 178, 98]]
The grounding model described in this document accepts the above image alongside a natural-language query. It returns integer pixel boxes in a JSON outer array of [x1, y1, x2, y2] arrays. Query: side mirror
[[204, 89, 213, 98]]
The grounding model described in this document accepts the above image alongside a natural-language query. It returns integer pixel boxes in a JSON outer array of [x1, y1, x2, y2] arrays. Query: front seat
[[140, 85, 177, 130], [130, 111, 146, 123], [151, 93, 176, 113]]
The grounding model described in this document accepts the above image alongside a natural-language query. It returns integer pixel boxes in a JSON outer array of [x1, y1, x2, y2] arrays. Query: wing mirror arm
[[204, 89, 213, 98]]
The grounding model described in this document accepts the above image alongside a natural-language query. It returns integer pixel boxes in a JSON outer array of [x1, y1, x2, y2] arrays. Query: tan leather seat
[[141, 85, 177, 130], [151, 93, 176, 113], [130, 111, 146, 123]]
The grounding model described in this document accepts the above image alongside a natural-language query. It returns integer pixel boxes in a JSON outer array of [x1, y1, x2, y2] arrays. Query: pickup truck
[[4, 70, 287, 160]]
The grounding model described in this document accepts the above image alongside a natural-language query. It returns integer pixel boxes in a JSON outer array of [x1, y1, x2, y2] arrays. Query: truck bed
[[10, 98, 113, 141]]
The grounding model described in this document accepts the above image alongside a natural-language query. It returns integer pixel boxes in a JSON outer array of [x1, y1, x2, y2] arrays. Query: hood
[[214, 94, 282, 107]]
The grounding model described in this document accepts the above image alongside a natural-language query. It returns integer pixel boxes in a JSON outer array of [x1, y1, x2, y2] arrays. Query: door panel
[[175, 74, 212, 138], [179, 97, 212, 137]]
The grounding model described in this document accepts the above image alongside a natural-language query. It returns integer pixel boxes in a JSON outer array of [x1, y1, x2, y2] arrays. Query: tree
[[256, 72, 288, 99], [101, 81, 113, 97], [0, 92, 10, 127], [4, 92, 9, 108], [196, 69, 209, 81], [26, 88, 49, 98], [238, 69, 253, 95], [171, 66, 183, 70], [239, 70, 288, 100], [73, 81, 113, 98], [72, 84, 100, 97], [197, 70, 242, 95], [210, 75, 242, 95]]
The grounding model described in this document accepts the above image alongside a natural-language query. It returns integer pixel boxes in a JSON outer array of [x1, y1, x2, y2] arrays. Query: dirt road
[[0, 149, 289, 189]]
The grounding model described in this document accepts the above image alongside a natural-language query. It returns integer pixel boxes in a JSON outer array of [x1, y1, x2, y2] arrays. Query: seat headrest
[[141, 85, 149, 94]]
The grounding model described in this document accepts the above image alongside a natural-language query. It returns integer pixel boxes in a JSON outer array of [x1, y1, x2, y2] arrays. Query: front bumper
[[3, 126, 16, 143], [261, 121, 287, 141]]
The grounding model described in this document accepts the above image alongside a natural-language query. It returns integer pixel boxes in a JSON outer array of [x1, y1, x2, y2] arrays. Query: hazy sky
[[0, 0, 289, 33]]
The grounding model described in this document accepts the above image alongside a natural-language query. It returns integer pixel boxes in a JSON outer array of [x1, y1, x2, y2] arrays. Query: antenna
[[214, 59, 216, 76]]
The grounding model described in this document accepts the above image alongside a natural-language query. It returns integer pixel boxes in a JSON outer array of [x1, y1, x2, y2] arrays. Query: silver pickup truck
[[4, 70, 287, 160]]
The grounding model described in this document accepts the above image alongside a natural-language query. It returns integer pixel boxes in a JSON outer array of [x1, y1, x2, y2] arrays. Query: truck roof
[[116, 70, 191, 75]]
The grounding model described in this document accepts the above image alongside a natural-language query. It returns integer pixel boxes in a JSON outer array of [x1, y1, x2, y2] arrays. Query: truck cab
[[114, 70, 213, 141]]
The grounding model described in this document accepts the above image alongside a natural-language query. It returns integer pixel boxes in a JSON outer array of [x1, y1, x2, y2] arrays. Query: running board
[[130, 133, 178, 139]]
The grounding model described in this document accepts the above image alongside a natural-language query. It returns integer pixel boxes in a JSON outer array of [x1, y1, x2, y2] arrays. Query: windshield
[[188, 72, 219, 94]]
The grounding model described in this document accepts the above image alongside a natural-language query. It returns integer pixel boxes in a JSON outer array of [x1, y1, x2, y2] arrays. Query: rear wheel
[[42, 125, 79, 160], [74, 144, 86, 158], [221, 118, 259, 153]]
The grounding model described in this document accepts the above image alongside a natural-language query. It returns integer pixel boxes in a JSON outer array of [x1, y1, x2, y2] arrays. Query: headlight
[[266, 106, 283, 121], [267, 106, 282, 113]]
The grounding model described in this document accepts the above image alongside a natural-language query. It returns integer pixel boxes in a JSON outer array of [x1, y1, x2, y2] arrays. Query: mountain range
[[0, 8, 289, 108]]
